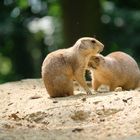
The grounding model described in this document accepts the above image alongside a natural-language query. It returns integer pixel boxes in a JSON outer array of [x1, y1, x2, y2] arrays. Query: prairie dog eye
[[91, 40, 96, 43]]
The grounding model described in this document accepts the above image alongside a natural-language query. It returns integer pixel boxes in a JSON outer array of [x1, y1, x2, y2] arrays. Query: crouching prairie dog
[[88, 51, 140, 91], [41, 37, 104, 97]]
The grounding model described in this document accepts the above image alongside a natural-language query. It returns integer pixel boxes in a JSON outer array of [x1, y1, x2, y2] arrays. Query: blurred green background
[[0, 0, 140, 83]]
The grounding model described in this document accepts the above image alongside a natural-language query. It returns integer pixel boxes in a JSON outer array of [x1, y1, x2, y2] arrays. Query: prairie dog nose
[[98, 43, 104, 53]]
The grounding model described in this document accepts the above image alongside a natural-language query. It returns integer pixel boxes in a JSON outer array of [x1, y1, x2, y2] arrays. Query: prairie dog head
[[88, 54, 105, 69], [75, 37, 104, 55]]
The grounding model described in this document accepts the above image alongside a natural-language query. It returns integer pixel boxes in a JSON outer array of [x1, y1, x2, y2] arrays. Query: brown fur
[[88, 51, 140, 91], [41, 37, 104, 97]]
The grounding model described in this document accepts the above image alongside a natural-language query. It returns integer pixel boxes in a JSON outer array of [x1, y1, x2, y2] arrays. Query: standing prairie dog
[[88, 51, 140, 91], [41, 37, 104, 97]]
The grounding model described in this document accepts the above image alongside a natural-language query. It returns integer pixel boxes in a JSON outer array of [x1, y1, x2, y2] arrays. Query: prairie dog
[[88, 51, 140, 91], [41, 37, 104, 97]]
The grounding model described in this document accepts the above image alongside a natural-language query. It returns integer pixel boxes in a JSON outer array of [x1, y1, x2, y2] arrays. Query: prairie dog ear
[[78, 40, 86, 50], [90, 56, 100, 63], [88, 56, 100, 69], [88, 61, 95, 69], [88, 61, 98, 69]]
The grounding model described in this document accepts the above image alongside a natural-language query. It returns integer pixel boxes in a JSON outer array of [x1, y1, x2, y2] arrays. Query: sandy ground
[[0, 79, 140, 140]]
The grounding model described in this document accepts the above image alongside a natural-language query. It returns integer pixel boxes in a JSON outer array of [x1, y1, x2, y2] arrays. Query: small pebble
[[81, 98, 86, 102], [53, 100, 58, 103], [115, 87, 123, 92], [72, 128, 84, 132]]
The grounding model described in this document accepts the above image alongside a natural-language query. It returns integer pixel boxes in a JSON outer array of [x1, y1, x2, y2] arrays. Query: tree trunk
[[60, 0, 102, 47]]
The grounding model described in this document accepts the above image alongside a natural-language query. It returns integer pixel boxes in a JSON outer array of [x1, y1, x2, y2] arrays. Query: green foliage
[[48, 2, 62, 17], [101, 1, 140, 62], [17, 0, 28, 9]]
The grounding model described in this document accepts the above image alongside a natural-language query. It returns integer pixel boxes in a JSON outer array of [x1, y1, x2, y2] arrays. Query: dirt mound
[[0, 79, 140, 140]]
